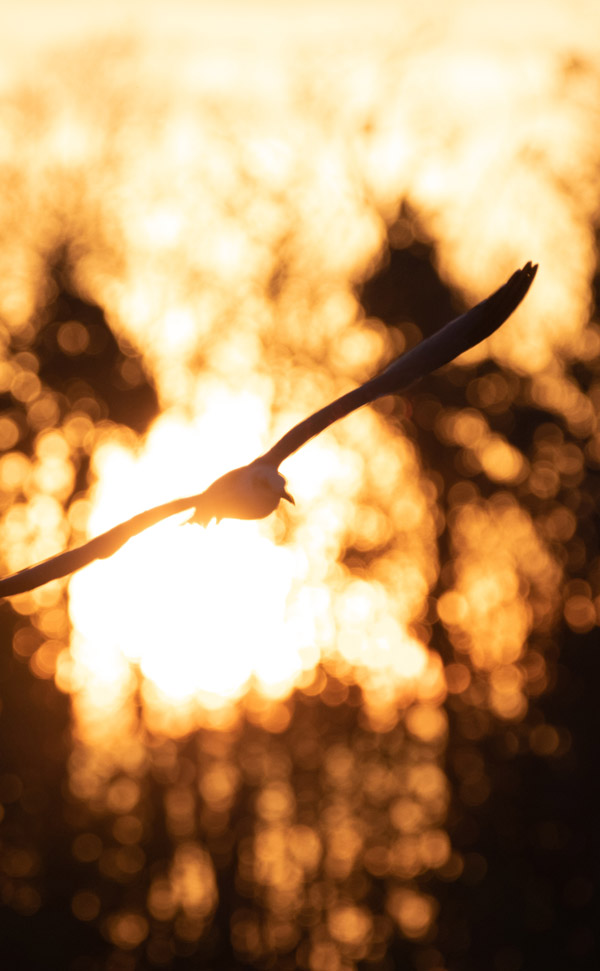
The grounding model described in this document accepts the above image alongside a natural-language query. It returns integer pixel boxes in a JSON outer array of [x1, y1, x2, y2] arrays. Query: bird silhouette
[[0, 261, 537, 598]]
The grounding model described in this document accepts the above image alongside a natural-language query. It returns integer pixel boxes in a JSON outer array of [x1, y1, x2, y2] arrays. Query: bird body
[[0, 262, 537, 598], [189, 463, 294, 525]]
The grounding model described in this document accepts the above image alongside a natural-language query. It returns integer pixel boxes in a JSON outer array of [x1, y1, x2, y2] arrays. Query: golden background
[[0, 2, 597, 969]]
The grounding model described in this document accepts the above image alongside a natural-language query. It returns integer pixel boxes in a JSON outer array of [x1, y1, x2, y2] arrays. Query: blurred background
[[0, 1, 598, 969]]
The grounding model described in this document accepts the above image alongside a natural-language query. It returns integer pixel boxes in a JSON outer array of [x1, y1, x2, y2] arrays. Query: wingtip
[[502, 261, 538, 307], [522, 260, 539, 280]]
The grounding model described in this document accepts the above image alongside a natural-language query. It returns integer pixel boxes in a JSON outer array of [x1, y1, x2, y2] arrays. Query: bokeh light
[[0, 2, 598, 969]]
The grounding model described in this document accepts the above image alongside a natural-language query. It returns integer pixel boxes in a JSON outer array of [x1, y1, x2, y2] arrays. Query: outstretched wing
[[0, 491, 213, 598], [0, 261, 537, 598], [259, 262, 537, 468]]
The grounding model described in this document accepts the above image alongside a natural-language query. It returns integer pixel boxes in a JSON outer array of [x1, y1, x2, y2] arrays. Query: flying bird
[[0, 261, 537, 598]]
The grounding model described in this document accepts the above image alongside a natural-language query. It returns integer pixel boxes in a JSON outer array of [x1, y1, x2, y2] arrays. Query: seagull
[[0, 261, 537, 598]]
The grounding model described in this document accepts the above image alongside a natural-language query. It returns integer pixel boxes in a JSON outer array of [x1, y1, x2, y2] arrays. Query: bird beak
[[282, 487, 295, 505]]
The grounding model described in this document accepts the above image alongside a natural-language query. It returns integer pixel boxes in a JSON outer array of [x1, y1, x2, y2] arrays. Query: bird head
[[237, 463, 295, 520], [191, 461, 294, 525]]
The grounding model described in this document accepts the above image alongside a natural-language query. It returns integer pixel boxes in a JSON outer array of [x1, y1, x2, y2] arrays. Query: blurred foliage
[[0, 228, 597, 971], [0, 14, 599, 971]]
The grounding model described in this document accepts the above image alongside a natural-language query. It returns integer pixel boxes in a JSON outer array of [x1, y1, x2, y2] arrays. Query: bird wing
[[0, 261, 537, 598], [259, 262, 537, 468], [0, 492, 211, 598]]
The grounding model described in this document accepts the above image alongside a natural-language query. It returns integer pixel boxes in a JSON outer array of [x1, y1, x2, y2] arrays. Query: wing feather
[[260, 262, 537, 468], [0, 492, 211, 597], [0, 261, 537, 598]]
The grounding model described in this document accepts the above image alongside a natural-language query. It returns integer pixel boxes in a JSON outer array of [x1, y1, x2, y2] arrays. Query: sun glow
[[1, 7, 588, 752], [64, 393, 438, 739], [2, 6, 599, 964]]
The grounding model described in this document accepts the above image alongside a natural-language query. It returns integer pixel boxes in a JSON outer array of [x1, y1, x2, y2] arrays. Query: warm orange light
[[1, 15, 597, 966]]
